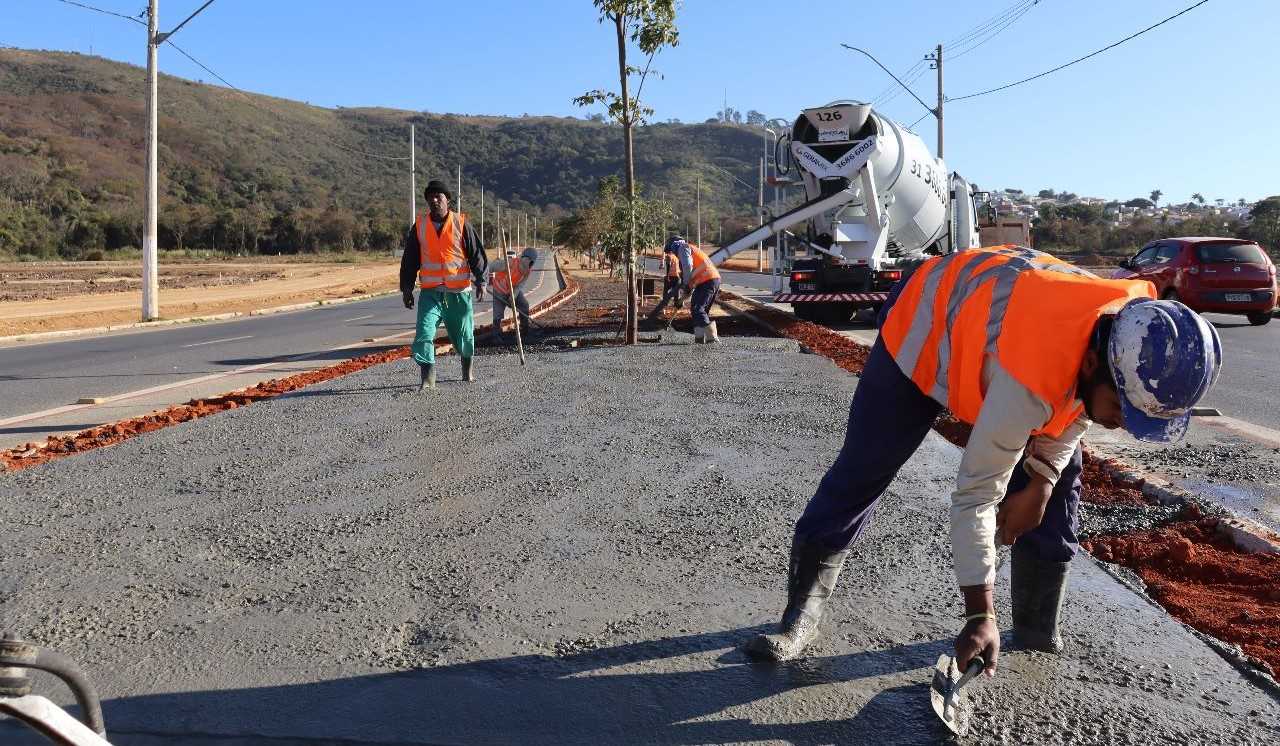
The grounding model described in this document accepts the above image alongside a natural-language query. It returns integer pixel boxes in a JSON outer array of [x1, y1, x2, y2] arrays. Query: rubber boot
[[461, 357, 476, 382], [693, 325, 706, 343], [746, 538, 849, 662], [1011, 541, 1069, 653], [707, 320, 721, 343], [417, 363, 436, 392]]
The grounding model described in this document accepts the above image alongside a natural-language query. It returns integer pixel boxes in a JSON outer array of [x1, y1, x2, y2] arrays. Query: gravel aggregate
[[1, 328, 1275, 744]]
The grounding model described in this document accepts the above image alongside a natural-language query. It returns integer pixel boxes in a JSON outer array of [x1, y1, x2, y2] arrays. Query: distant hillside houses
[[984, 189, 1258, 227]]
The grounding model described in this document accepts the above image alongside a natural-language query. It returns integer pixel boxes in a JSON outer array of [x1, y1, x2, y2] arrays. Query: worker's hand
[[996, 473, 1053, 545], [954, 618, 999, 678], [475, 284, 485, 302], [402, 291, 414, 310]]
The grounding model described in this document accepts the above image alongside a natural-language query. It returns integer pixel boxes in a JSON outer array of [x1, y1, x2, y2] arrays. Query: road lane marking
[[180, 335, 254, 348], [344, 314, 375, 322]]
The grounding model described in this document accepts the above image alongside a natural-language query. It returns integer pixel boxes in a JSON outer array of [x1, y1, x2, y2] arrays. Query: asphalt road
[[1, 330, 1272, 744], [706, 264, 1280, 430], [0, 252, 559, 430]]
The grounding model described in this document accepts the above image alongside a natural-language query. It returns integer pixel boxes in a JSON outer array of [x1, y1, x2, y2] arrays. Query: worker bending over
[[647, 239, 685, 320], [665, 235, 722, 343], [400, 180, 488, 391], [490, 248, 539, 339], [746, 245, 1221, 677]]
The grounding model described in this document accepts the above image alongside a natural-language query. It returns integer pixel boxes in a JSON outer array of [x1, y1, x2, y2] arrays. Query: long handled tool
[[929, 654, 985, 737], [499, 229, 526, 366]]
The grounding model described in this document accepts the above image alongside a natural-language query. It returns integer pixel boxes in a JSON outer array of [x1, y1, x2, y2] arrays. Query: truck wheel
[[793, 304, 822, 322], [1247, 311, 1273, 326]]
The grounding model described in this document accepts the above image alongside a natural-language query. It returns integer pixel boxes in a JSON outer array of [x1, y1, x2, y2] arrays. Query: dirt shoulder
[[0, 261, 400, 337]]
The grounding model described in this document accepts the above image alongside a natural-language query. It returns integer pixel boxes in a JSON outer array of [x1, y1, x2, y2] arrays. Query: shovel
[[929, 653, 985, 737]]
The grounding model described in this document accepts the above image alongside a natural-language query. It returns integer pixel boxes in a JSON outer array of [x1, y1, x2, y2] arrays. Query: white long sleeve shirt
[[949, 357, 1090, 587]]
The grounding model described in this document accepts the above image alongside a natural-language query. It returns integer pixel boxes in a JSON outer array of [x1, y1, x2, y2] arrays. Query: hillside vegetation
[[0, 49, 764, 259]]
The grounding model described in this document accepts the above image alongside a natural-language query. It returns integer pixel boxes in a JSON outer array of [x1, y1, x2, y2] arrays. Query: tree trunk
[[615, 13, 638, 344]]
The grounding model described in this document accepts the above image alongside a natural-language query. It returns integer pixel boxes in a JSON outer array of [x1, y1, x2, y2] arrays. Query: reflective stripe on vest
[[880, 245, 1155, 437], [688, 246, 721, 287], [417, 212, 470, 290], [664, 254, 680, 278], [492, 260, 530, 296]]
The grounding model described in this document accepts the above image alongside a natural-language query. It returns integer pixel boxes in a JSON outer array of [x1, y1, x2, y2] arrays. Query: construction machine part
[[929, 653, 985, 736], [0, 635, 109, 743]]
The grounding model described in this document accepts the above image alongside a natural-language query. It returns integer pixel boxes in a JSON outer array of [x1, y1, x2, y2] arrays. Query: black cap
[[424, 180, 453, 202]]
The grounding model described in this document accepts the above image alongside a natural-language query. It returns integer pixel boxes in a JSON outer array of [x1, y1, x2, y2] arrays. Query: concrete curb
[[0, 288, 401, 346], [1090, 454, 1280, 554]]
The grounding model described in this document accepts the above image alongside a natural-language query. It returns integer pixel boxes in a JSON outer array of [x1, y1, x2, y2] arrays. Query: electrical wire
[[949, 0, 1211, 103], [945, 0, 1037, 48], [948, 1, 1041, 61], [50, 0, 143, 25], [46, 0, 410, 162]]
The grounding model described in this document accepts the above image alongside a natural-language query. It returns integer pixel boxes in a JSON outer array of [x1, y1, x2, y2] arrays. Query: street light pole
[[695, 174, 701, 248], [409, 124, 416, 226], [142, 0, 160, 320]]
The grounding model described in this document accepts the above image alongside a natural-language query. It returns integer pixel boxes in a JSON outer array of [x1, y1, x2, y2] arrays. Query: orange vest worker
[[416, 212, 471, 291], [880, 245, 1154, 437], [687, 245, 721, 288]]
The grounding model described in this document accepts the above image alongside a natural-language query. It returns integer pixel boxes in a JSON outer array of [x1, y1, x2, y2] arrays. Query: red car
[[1112, 237, 1277, 326]]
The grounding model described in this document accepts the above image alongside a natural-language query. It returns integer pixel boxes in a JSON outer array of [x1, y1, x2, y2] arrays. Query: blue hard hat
[[665, 235, 686, 253], [1107, 299, 1222, 442]]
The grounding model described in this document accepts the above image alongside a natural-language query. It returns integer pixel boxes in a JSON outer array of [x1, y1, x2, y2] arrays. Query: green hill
[[0, 48, 766, 258]]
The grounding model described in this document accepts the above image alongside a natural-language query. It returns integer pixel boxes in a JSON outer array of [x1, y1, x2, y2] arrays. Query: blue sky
[[8, 0, 1278, 204]]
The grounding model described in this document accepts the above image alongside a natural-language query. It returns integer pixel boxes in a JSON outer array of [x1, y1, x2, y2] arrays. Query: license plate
[[1225, 293, 1252, 302], [795, 282, 817, 292]]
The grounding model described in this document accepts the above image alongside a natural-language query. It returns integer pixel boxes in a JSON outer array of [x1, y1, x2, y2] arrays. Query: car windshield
[[1196, 242, 1267, 263]]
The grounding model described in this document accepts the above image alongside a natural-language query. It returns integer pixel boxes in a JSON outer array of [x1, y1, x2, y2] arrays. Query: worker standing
[[647, 237, 685, 320], [490, 247, 539, 339], [666, 235, 722, 343], [400, 180, 488, 391], [746, 245, 1221, 677]]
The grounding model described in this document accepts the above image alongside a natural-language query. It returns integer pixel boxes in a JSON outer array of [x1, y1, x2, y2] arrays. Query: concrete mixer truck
[[706, 101, 982, 322]]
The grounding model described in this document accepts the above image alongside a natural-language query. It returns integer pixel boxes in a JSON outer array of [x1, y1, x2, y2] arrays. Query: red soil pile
[[1081, 451, 1150, 505], [1084, 519, 1280, 676]]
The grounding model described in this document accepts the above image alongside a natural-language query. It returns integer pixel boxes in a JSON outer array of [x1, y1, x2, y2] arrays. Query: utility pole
[[933, 43, 944, 158], [409, 124, 416, 225], [142, 0, 159, 320], [456, 164, 462, 214], [479, 186, 485, 247], [757, 157, 765, 271], [532, 216, 537, 248], [695, 175, 702, 248]]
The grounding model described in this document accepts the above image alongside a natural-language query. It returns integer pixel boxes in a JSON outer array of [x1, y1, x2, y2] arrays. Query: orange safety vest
[[687, 245, 721, 287], [664, 253, 681, 279], [880, 245, 1155, 437], [491, 259, 530, 297], [416, 211, 471, 290]]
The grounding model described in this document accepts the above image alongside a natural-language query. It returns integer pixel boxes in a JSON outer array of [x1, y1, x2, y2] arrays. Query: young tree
[[1192, 192, 1205, 206], [1149, 189, 1163, 209], [574, 0, 680, 344]]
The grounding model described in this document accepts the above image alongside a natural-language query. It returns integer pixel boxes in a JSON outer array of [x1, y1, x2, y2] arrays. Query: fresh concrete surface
[[0, 253, 560, 451], [1, 328, 1274, 744]]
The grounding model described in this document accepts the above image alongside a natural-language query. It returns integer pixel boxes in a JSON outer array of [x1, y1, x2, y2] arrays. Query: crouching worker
[[401, 180, 488, 391], [746, 245, 1221, 677], [490, 247, 539, 339], [648, 237, 685, 320], [666, 235, 722, 343]]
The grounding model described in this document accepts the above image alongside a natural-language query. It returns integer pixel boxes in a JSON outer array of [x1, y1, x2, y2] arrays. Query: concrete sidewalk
[[1, 328, 1274, 744]]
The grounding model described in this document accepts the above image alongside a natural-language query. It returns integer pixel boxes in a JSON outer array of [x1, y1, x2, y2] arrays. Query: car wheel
[[1247, 311, 1273, 326]]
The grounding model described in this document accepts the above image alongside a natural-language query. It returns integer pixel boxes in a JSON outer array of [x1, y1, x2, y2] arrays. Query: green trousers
[[412, 288, 475, 365]]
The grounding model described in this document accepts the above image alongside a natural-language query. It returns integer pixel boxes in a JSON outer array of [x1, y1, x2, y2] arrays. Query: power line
[[949, 1, 1041, 61], [47, 0, 410, 162], [50, 0, 143, 25], [949, 0, 1211, 103], [945, 0, 1038, 48]]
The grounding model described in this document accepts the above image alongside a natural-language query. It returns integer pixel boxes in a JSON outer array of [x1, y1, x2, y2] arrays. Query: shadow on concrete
[[26, 628, 950, 745], [212, 345, 406, 367], [0, 423, 101, 435]]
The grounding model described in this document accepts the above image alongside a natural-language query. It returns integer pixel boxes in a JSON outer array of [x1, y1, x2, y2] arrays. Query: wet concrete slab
[[1, 331, 1275, 744]]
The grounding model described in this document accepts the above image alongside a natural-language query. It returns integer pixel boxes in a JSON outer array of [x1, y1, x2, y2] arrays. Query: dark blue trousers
[[690, 279, 721, 327], [793, 295, 1081, 564]]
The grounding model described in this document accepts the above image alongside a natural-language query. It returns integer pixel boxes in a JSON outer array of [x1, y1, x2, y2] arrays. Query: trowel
[[929, 653, 985, 737]]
